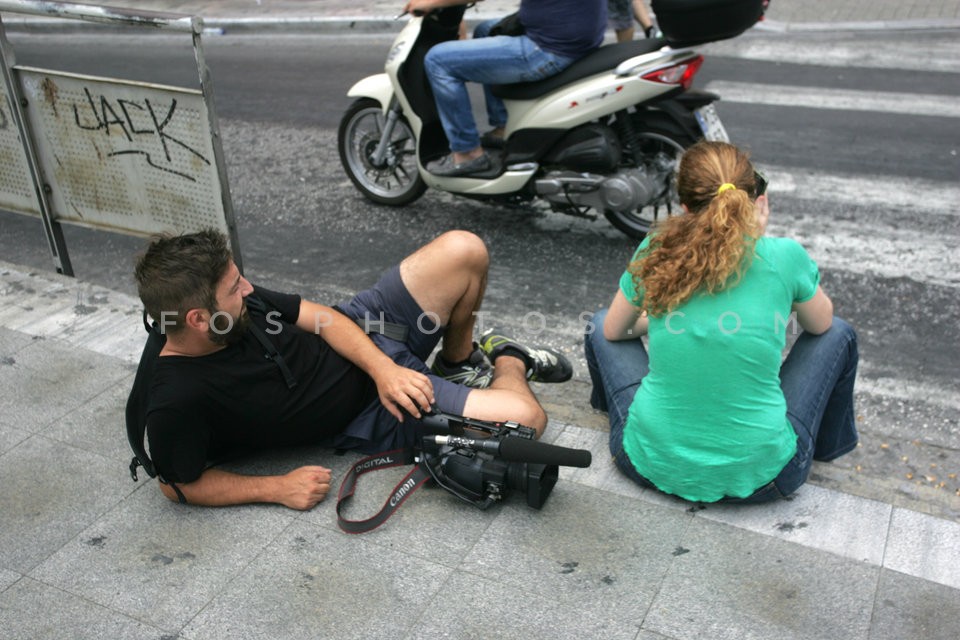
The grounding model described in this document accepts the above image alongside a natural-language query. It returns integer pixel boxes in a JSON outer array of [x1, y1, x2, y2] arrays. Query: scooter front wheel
[[338, 98, 426, 206], [603, 128, 694, 239]]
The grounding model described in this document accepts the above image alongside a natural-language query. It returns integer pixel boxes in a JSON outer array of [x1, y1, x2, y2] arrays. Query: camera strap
[[336, 448, 430, 534]]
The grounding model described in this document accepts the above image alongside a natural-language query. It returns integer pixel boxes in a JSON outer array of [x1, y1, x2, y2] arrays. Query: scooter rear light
[[641, 55, 704, 90]]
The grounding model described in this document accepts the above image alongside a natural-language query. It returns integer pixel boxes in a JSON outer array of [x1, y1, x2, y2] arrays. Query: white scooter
[[338, 1, 765, 238]]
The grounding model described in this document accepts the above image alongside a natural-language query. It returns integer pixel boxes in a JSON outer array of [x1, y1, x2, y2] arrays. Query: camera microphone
[[429, 435, 592, 468], [498, 436, 592, 468]]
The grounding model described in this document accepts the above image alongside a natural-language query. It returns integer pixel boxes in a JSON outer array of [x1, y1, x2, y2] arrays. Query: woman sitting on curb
[[584, 140, 859, 503]]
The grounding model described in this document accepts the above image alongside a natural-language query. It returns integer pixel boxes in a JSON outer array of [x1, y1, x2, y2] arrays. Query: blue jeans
[[583, 308, 860, 503], [423, 19, 576, 152]]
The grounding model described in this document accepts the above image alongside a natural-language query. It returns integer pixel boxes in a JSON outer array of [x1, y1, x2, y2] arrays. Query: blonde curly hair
[[630, 141, 764, 316]]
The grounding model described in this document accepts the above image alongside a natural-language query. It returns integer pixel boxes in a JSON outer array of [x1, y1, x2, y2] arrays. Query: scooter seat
[[491, 38, 667, 101]]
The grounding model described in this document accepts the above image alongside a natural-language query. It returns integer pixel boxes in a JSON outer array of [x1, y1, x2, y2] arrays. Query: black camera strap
[[336, 448, 430, 534]]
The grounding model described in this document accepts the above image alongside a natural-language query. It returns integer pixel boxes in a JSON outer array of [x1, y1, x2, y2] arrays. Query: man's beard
[[207, 303, 251, 346]]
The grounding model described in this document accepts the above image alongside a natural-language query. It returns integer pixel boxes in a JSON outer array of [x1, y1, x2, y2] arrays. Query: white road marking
[[750, 166, 960, 287], [759, 166, 960, 218], [705, 80, 960, 119], [702, 35, 960, 73]]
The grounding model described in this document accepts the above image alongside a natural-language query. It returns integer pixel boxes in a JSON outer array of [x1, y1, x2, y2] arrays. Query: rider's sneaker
[[479, 329, 573, 383], [430, 345, 493, 389]]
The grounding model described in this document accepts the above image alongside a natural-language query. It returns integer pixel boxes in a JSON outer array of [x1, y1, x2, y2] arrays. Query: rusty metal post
[[190, 16, 243, 273], [0, 13, 73, 275]]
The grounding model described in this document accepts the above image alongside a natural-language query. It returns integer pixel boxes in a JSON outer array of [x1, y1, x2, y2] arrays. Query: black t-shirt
[[146, 286, 377, 483]]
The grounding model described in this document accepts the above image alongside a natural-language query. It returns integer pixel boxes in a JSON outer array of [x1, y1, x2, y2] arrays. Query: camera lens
[[508, 462, 558, 509]]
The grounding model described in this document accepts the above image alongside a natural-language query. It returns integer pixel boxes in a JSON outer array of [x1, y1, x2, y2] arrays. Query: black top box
[[652, 0, 766, 47]]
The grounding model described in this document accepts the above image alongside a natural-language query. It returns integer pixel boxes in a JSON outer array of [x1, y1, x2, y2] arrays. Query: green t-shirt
[[618, 236, 820, 502]]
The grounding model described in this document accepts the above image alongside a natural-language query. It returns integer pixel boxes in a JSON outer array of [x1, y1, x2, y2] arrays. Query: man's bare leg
[[462, 354, 548, 435], [399, 230, 488, 363], [398, 231, 557, 435]]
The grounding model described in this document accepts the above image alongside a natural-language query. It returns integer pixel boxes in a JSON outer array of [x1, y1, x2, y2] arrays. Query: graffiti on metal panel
[[71, 86, 210, 182]]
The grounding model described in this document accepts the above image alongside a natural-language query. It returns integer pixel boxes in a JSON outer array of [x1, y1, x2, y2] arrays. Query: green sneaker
[[479, 329, 573, 383], [430, 345, 493, 389]]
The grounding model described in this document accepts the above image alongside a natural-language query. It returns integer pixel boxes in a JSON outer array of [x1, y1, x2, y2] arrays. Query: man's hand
[[298, 300, 435, 421], [158, 466, 333, 510], [403, 0, 464, 16], [403, 0, 432, 15], [371, 361, 435, 422], [277, 466, 333, 510]]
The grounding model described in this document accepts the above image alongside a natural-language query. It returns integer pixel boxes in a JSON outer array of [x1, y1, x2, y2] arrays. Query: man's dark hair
[[134, 229, 233, 334]]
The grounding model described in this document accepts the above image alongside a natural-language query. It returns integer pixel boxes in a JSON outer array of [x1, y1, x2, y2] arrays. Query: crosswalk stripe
[[703, 35, 960, 73], [744, 166, 959, 287], [706, 80, 960, 119], [857, 361, 960, 412], [771, 217, 959, 288], [758, 165, 960, 217]]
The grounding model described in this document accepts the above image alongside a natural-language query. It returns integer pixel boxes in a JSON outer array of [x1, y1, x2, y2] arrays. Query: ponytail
[[630, 141, 762, 316]]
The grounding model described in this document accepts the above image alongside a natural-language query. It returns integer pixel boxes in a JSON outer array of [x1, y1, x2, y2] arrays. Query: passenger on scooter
[[402, 0, 607, 177], [609, 0, 655, 42]]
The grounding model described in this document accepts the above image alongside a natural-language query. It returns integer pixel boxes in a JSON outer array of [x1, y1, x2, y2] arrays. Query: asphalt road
[[2, 27, 958, 515]]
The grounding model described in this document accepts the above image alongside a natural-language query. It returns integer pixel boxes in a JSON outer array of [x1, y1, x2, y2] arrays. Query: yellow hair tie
[[717, 183, 737, 195]]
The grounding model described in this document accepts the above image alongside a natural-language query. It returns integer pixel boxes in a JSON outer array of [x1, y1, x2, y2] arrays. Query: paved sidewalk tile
[[457, 483, 690, 627], [29, 489, 296, 631], [696, 484, 893, 565], [644, 518, 878, 640], [0, 434, 135, 574], [548, 422, 960, 593], [0, 261, 144, 363], [182, 519, 452, 640], [0, 577, 167, 640], [871, 569, 960, 640], [413, 570, 641, 639], [0, 569, 20, 592], [885, 507, 960, 590], [0, 337, 131, 433]]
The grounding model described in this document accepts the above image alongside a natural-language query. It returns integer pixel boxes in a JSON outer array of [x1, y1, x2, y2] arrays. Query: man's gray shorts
[[331, 265, 471, 453]]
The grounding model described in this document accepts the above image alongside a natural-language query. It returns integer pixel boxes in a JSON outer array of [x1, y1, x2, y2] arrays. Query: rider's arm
[[296, 300, 434, 420], [158, 466, 331, 510], [603, 289, 649, 341], [793, 285, 833, 335], [403, 0, 474, 14]]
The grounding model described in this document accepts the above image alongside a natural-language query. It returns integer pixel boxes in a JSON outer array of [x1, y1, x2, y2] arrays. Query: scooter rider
[[402, 0, 607, 177]]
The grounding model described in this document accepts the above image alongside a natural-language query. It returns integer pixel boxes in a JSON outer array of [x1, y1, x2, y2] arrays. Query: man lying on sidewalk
[[133, 229, 571, 510]]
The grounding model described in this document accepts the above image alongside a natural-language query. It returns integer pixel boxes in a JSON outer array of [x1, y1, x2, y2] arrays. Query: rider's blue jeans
[[583, 308, 860, 503], [423, 19, 576, 153]]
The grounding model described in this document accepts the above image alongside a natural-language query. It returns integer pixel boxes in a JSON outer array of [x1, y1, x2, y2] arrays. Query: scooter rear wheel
[[603, 128, 694, 239], [338, 98, 426, 206]]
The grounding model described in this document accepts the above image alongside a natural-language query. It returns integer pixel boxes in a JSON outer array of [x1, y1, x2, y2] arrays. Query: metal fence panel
[[19, 66, 228, 236], [0, 71, 40, 216]]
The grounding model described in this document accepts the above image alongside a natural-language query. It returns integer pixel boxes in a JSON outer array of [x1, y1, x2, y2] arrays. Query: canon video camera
[[417, 408, 592, 510]]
